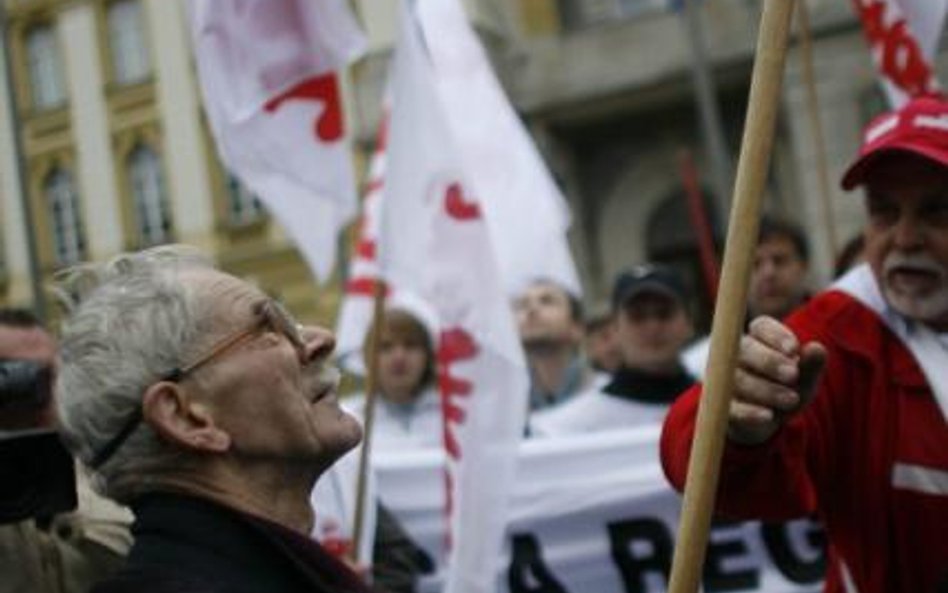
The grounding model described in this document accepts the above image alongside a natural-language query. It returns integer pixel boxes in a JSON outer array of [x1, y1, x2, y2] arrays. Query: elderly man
[[54, 246, 369, 593], [661, 96, 948, 592]]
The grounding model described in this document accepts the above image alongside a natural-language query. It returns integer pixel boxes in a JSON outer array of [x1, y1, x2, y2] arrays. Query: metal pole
[[679, 0, 734, 213], [0, 6, 47, 320]]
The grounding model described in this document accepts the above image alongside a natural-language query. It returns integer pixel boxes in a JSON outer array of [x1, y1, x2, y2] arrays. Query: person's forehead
[[0, 326, 56, 363], [757, 235, 800, 256], [187, 269, 266, 323], [526, 281, 568, 301], [864, 152, 948, 188]]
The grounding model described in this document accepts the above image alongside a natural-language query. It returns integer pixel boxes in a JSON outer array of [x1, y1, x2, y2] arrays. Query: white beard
[[881, 252, 948, 325]]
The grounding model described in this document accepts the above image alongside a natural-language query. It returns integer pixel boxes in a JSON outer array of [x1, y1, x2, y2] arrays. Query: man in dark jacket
[[54, 245, 372, 593]]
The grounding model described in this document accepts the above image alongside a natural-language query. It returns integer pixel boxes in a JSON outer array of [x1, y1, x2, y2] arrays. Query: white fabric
[[378, 5, 529, 593], [415, 0, 580, 298], [833, 263, 948, 423], [344, 388, 443, 452], [309, 444, 377, 565], [334, 106, 390, 369], [530, 389, 673, 436], [891, 462, 948, 495], [369, 427, 825, 593], [853, 0, 948, 107], [680, 335, 711, 379], [186, 0, 365, 281]]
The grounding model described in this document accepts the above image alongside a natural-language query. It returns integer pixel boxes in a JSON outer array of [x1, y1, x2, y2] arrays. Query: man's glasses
[[88, 300, 305, 469]]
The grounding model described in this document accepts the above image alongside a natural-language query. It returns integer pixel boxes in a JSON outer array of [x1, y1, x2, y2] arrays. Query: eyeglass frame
[[88, 299, 305, 469]]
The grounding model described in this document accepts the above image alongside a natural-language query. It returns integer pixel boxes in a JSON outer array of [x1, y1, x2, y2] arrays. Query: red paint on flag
[[854, 0, 936, 97], [438, 327, 479, 460], [444, 182, 481, 220], [355, 239, 377, 260], [345, 277, 387, 297], [264, 73, 344, 141], [364, 178, 384, 195]]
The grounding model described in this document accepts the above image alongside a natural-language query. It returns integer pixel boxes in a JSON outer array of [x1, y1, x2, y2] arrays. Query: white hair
[[55, 245, 217, 502]]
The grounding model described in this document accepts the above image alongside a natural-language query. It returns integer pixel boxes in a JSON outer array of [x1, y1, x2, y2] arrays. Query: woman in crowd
[[348, 305, 441, 450]]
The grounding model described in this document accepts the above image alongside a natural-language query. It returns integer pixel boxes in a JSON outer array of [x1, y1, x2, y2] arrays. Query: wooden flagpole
[[795, 0, 839, 257], [350, 281, 386, 562], [666, 1, 796, 592]]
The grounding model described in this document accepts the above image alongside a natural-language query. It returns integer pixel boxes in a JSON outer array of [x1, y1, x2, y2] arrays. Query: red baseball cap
[[841, 95, 948, 190]]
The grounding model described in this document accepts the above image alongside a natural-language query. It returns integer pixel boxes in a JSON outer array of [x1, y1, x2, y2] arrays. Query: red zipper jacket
[[661, 289, 948, 593]]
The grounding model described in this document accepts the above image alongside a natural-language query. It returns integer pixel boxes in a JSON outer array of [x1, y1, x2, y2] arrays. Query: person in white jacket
[[346, 306, 441, 451]]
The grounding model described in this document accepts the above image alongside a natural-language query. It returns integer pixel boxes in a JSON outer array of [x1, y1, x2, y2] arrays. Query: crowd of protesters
[[1, 96, 945, 593]]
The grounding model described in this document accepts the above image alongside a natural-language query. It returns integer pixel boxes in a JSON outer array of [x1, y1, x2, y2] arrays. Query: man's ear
[[141, 383, 231, 453]]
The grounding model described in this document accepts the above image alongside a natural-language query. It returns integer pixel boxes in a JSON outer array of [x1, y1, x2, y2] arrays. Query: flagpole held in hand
[[351, 282, 386, 563], [667, 1, 796, 592]]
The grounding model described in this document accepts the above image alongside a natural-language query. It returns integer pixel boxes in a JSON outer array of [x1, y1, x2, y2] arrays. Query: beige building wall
[[0, 26, 30, 302], [59, 2, 123, 260], [145, 0, 213, 248]]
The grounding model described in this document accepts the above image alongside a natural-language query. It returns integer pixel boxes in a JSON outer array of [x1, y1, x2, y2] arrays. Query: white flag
[[852, 0, 948, 107], [186, 0, 366, 280], [380, 4, 529, 593], [417, 0, 581, 298], [335, 113, 390, 369]]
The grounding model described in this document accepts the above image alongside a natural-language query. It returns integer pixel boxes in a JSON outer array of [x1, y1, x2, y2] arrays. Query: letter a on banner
[[378, 3, 529, 593], [186, 0, 366, 281]]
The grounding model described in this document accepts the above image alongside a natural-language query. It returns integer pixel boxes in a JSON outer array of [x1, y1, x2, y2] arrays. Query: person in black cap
[[531, 264, 695, 435]]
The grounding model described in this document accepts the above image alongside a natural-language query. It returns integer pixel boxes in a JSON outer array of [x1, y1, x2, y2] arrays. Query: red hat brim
[[841, 143, 948, 190]]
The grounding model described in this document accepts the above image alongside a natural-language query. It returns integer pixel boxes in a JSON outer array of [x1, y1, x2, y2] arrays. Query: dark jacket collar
[[98, 492, 371, 593], [604, 365, 695, 405]]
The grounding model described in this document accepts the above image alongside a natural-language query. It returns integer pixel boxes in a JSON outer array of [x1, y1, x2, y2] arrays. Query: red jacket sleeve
[[658, 295, 855, 521], [660, 382, 818, 521]]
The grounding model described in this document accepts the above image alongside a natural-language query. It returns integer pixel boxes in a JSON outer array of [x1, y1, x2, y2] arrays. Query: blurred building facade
[[0, 0, 941, 328]]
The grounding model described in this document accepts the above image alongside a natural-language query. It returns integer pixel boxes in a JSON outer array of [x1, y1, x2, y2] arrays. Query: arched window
[[45, 168, 86, 265], [127, 144, 172, 246], [25, 24, 66, 109], [226, 174, 265, 225], [107, 0, 151, 85]]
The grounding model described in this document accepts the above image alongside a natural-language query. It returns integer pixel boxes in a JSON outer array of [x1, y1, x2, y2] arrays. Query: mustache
[[882, 253, 947, 278]]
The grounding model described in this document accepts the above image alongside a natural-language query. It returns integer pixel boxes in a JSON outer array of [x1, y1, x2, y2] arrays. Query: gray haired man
[[54, 245, 369, 593]]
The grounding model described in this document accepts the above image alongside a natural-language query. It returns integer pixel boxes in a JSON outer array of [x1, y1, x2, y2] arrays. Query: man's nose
[[300, 326, 335, 363], [892, 214, 924, 250]]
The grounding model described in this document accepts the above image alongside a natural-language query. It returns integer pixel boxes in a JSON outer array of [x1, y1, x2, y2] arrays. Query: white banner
[[355, 427, 825, 593]]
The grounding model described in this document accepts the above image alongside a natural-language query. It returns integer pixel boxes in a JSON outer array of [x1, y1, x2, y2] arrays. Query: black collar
[[603, 365, 695, 404], [111, 492, 371, 593]]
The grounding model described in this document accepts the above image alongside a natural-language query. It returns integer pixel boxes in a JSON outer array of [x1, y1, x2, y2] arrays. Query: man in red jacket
[[661, 95, 948, 593]]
